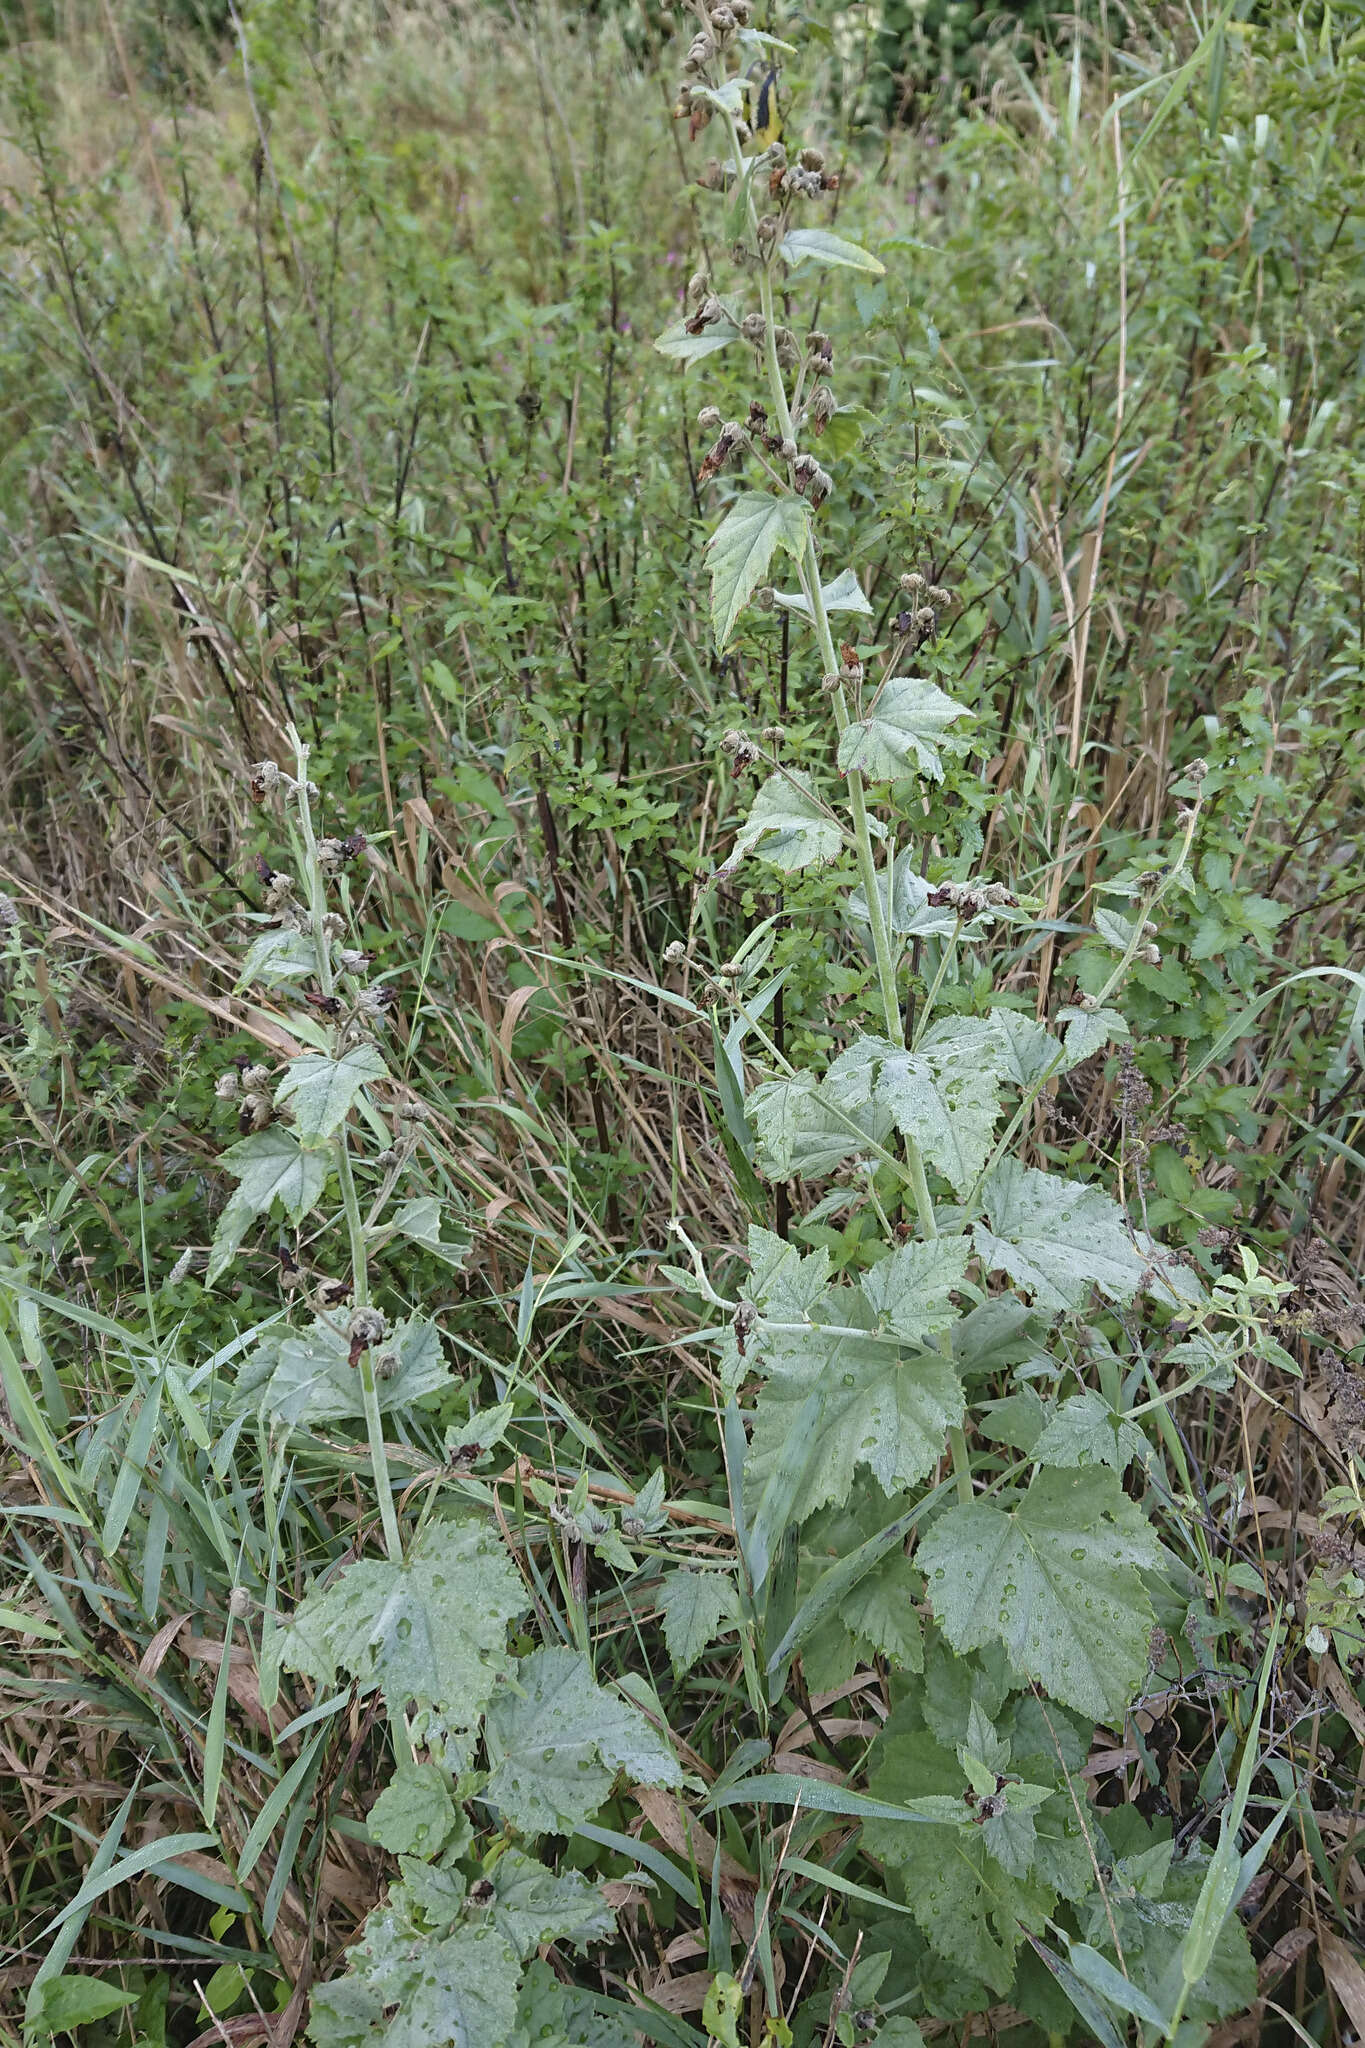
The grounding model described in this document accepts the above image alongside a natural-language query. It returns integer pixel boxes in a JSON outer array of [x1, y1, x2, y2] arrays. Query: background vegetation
[[0, 0, 1362, 2043]]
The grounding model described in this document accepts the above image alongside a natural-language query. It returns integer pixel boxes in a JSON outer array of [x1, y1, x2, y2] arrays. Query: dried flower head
[[242, 1063, 271, 1092], [214, 1070, 240, 1102], [0, 894, 19, 931], [697, 404, 722, 431], [663, 940, 687, 965], [238, 1092, 272, 1134], [805, 384, 836, 435], [347, 1305, 386, 1352], [248, 759, 281, 800], [899, 571, 926, 596]]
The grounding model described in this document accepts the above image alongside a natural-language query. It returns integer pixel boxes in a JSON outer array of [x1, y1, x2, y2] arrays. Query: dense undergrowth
[[0, 0, 1363, 2043]]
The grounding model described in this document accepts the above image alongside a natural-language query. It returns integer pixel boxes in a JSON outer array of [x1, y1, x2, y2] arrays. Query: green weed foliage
[[0, 1, 1363, 2044]]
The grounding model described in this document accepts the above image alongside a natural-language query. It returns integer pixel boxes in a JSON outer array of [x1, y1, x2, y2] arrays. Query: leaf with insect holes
[[232, 1314, 453, 1426], [771, 566, 872, 619], [482, 1647, 681, 1833], [706, 493, 811, 650], [746, 1072, 891, 1179], [748, 1328, 965, 1514], [208, 1128, 330, 1284], [780, 227, 886, 275], [860, 1237, 971, 1345], [652, 315, 741, 363], [275, 1045, 387, 1142], [837, 677, 973, 783], [307, 1913, 519, 2048], [917, 1466, 1166, 1721], [973, 1160, 1148, 1311], [719, 771, 843, 879], [824, 1035, 1002, 1198], [280, 1517, 522, 1732], [655, 1569, 740, 1676]]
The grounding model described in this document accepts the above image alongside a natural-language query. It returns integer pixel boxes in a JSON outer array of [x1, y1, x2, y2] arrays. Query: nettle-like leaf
[[717, 770, 842, 878], [780, 226, 886, 275], [984, 1009, 1065, 1088], [275, 1044, 387, 1141], [771, 566, 872, 619], [748, 1329, 965, 1514], [482, 1647, 681, 1833], [825, 1035, 1002, 1198], [307, 1913, 518, 2048], [917, 1467, 1167, 1721], [280, 1517, 523, 1731], [837, 677, 973, 783], [705, 492, 810, 650], [746, 1072, 887, 1178], [973, 1159, 1149, 1310], [232, 1314, 453, 1426], [485, 1852, 615, 1959], [208, 1128, 330, 1284], [1032, 1390, 1148, 1473], [655, 1569, 740, 1676], [652, 313, 741, 361], [860, 1237, 971, 1345]]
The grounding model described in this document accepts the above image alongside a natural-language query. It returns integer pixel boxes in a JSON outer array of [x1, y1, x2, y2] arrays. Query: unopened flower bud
[[1079, 992, 1100, 1012], [1188, 757, 1209, 783], [805, 384, 836, 434], [316, 837, 346, 873], [755, 584, 775, 610], [697, 404, 722, 430], [740, 312, 767, 347], [373, 1351, 400, 1382], [238, 1092, 272, 1134], [927, 585, 953, 608], [348, 1306, 386, 1349], [214, 1071, 240, 1102], [773, 326, 800, 369], [338, 948, 370, 975], [1140, 944, 1162, 966], [248, 759, 281, 798], [228, 1585, 251, 1619], [687, 270, 709, 308], [798, 146, 825, 172], [663, 940, 687, 965], [900, 572, 926, 596]]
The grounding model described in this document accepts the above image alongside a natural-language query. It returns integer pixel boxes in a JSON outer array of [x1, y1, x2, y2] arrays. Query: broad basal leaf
[[780, 227, 886, 275], [973, 1160, 1148, 1310], [748, 1331, 965, 1513], [652, 314, 741, 362], [917, 1467, 1166, 1720], [232, 1314, 453, 1427], [860, 1237, 970, 1345], [771, 566, 872, 619], [837, 677, 973, 783], [865, 1725, 1052, 1995], [746, 1072, 888, 1179], [655, 1569, 740, 1676], [825, 1035, 1001, 1197], [307, 1913, 518, 2048], [484, 1852, 614, 1958], [482, 1647, 681, 1833], [281, 1517, 523, 1731], [509, 1961, 639, 2048], [276, 1044, 387, 1141], [208, 1128, 330, 1283], [718, 770, 842, 878], [706, 492, 810, 650]]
